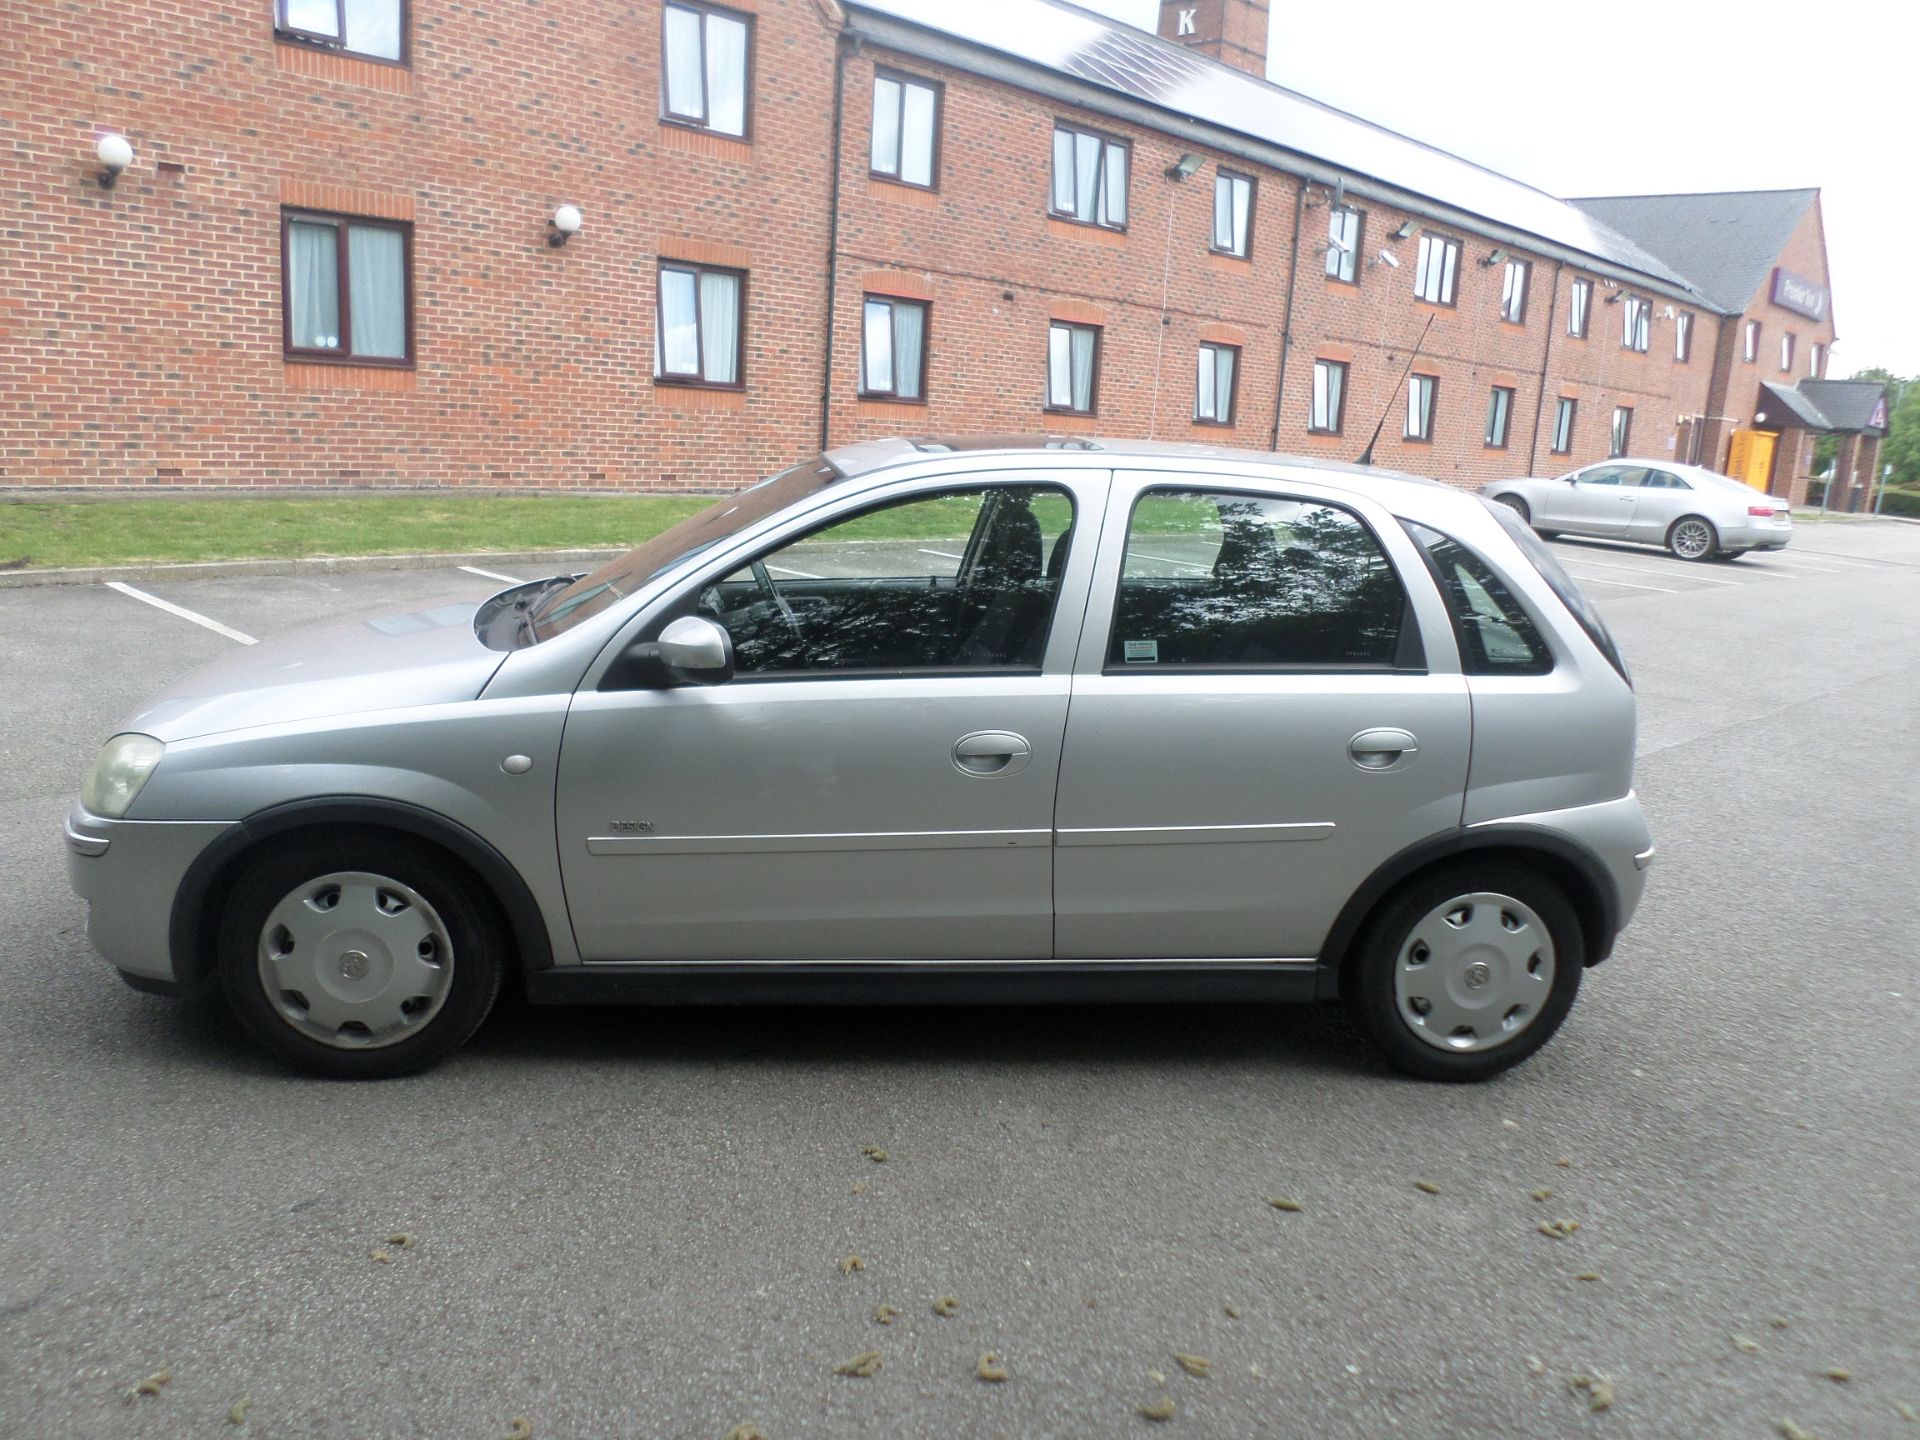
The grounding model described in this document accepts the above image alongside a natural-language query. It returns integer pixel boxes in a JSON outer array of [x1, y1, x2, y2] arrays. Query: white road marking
[[1749, 555, 1844, 574], [765, 564, 820, 579], [1553, 554, 1743, 586], [1127, 548, 1212, 571], [1556, 568, 1679, 594], [917, 548, 966, 561], [458, 565, 525, 584], [104, 581, 257, 644]]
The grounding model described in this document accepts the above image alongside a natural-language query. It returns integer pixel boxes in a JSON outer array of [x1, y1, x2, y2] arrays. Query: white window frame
[[1050, 124, 1129, 230], [1499, 259, 1529, 324], [661, 0, 752, 139], [1568, 278, 1591, 338], [1046, 320, 1100, 414], [870, 69, 940, 189], [1211, 171, 1253, 257], [1405, 373, 1437, 441], [1675, 311, 1693, 362], [1309, 358, 1347, 434], [1744, 319, 1760, 362], [859, 295, 928, 401], [1622, 296, 1650, 352], [1414, 234, 1459, 306], [1610, 405, 1633, 458], [1551, 396, 1576, 454], [1485, 386, 1513, 448], [1326, 207, 1361, 283]]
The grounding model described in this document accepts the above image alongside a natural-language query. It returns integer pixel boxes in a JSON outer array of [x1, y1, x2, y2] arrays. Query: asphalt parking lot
[[2, 523, 1917, 1437]]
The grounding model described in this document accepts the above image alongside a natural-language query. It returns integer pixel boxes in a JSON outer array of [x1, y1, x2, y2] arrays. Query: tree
[[1883, 379, 1920, 490]]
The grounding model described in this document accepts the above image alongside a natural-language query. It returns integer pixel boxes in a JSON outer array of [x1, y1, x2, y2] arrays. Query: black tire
[[1666, 515, 1718, 562], [217, 831, 508, 1079], [1342, 862, 1585, 1082], [1493, 493, 1530, 523], [1537, 530, 1561, 541]]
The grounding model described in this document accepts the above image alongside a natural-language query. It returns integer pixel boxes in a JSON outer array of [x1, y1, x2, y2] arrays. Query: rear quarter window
[[1404, 521, 1553, 675]]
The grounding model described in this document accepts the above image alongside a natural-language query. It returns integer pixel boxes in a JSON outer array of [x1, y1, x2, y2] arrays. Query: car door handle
[[953, 730, 1032, 777], [1349, 728, 1417, 772]]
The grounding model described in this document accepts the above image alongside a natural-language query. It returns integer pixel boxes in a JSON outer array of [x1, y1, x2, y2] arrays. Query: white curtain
[[699, 270, 740, 383], [1197, 346, 1217, 420], [1213, 346, 1235, 419], [1214, 176, 1246, 252], [1048, 324, 1071, 407], [1310, 361, 1329, 430], [342, 0, 401, 59], [657, 268, 699, 376], [1102, 141, 1127, 225], [1051, 130, 1074, 213], [1073, 133, 1100, 220], [900, 82, 935, 187], [862, 300, 892, 391], [705, 13, 747, 136], [893, 301, 925, 399], [288, 221, 339, 349], [284, 0, 339, 37], [663, 5, 705, 121], [1070, 325, 1095, 411], [870, 77, 901, 175], [348, 225, 406, 358]]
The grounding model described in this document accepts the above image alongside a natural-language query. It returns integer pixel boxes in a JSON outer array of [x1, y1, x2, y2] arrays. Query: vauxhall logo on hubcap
[[1463, 962, 1491, 990], [339, 950, 371, 981]]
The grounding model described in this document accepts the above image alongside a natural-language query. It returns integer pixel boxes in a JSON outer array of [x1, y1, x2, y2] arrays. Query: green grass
[[0, 495, 715, 570]]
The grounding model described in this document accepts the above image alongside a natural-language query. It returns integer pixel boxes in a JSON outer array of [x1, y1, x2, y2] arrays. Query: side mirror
[[656, 615, 734, 684]]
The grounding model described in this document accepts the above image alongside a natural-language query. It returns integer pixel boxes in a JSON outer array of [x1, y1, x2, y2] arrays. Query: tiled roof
[[1571, 189, 1818, 314]]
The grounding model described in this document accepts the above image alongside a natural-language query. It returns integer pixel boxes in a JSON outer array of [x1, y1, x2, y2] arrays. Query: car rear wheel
[[217, 832, 507, 1079], [1343, 863, 1584, 1081], [1493, 494, 1530, 523], [1667, 515, 1718, 562]]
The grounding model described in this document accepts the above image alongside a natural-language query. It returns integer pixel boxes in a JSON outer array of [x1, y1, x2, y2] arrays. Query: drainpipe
[[1525, 259, 1564, 476], [1268, 175, 1309, 451], [818, 26, 855, 452]]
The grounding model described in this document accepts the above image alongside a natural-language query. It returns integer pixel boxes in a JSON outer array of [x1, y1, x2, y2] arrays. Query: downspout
[[1525, 258, 1564, 476], [818, 23, 855, 452], [1268, 175, 1309, 451]]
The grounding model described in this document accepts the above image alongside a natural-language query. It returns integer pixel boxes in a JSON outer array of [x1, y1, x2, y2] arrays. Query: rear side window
[[1107, 489, 1406, 669], [1405, 522, 1552, 675], [1482, 499, 1631, 684]]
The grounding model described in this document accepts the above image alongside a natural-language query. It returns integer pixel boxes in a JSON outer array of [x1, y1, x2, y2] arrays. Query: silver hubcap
[[1393, 892, 1555, 1053], [256, 871, 454, 1050], [1672, 520, 1712, 559]]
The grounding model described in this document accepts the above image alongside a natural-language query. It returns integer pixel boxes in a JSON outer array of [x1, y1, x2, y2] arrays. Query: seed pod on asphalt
[[1732, 1335, 1761, 1353], [1174, 1354, 1211, 1378], [1769, 1316, 1791, 1329], [1893, 1400, 1917, 1422], [384, 1233, 414, 1248], [1414, 1180, 1441, 1194], [1223, 1304, 1240, 1319], [933, 1296, 958, 1317], [1575, 1272, 1600, 1282], [1267, 1197, 1303, 1212], [873, 1305, 899, 1325], [833, 1351, 882, 1378], [369, 1248, 392, 1264], [1531, 1189, 1554, 1202], [1138, 1397, 1176, 1422], [977, 1353, 1008, 1383], [861, 1146, 888, 1163], [504, 1420, 532, 1440], [133, 1369, 171, 1397], [723, 1426, 768, 1440], [1777, 1421, 1819, 1440], [840, 1256, 864, 1275], [1526, 1355, 1547, 1375], [228, 1398, 250, 1425], [1822, 1368, 1851, 1383]]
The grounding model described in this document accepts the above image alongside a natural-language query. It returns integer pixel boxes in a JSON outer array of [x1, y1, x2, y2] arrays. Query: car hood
[[122, 597, 508, 743]]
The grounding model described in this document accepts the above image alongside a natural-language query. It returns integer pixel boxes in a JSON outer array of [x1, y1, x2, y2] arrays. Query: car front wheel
[[1344, 863, 1584, 1081], [1667, 515, 1718, 562], [217, 832, 507, 1078], [1493, 494, 1530, 523]]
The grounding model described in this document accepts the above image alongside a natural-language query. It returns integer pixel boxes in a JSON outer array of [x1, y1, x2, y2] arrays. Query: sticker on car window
[[1122, 639, 1159, 664]]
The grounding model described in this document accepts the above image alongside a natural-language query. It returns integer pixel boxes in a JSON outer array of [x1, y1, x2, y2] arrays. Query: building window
[[1195, 342, 1239, 424], [1551, 396, 1577, 454], [1675, 311, 1693, 363], [1325, 206, 1362, 284], [860, 296, 927, 401], [1568, 278, 1591, 338], [1046, 321, 1100, 413], [1499, 259, 1529, 324], [1414, 234, 1459, 306], [1051, 124, 1129, 230], [662, 1, 751, 139], [1211, 170, 1254, 257], [1744, 319, 1760, 363], [1809, 341, 1824, 378], [1610, 405, 1633, 458], [654, 261, 745, 387], [1622, 296, 1650, 352], [282, 211, 411, 363], [870, 70, 940, 189], [1485, 386, 1514, 449], [1780, 332, 1795, 372], [275, 0, 404, 62], [1309, 358, 1347, 434], [1405, 374, 1437, 441]]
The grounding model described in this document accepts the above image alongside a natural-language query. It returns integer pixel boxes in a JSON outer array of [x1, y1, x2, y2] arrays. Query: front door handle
[[953, 730, 1032, 778], [1349, 728, 1417, 772]]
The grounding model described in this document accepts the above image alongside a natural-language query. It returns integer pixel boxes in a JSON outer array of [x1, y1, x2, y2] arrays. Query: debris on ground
[[1174, 1354, 1211, 1378], [1769, 1316, 1791, 1329], [1556, 1157, 1575, 1168], [369, 1248, 393, 1264], [1414, 1180, 1441, 1195], [1777, 1421, 1819, 1440], [384, 1233, 414, 1248], [227, 1398, 250, 1425], [1267, 1197, 1303, 1212], [977, 1353, 1008, 1383], [1531, 1189, 1554, 1202], [861, 1146, 889, 1163], [504, 1420, 532, 1440], [1732, 1335, 1761, 1353], [1526, 1356, 1547, 1375], [850, 1183, 867, 1195], [1574, 1272, 1601, 1282], [1568, 1374, 1614, 1412], [1148, 1371, 1166, 1385], [1894, 1400, 1918, 1422], [833, 1351, 882, 1378], [1821, 1367, 1852, 1383], [840, 1256, 864, 1275], [723, 1425, 768, 1440], [874, 1305, 899, 1326], [129, 1369, 172, 1400], [1538, 1219, 1580, 1239], [1223, 1304, 1240, 1319], [1502, 1119, 1520, 1129], [933, 1296, 959, 1317], [1138, 1397, 1176, 1422]]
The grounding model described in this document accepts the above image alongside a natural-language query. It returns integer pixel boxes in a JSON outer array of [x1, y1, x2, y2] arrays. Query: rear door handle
[[1349, 728, 1417, 772], [953, 730, 1032, 777]]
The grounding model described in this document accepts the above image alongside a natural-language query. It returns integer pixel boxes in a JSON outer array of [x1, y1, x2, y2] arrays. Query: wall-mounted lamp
[[1603, 291, 1623, 305], [1661, 304, 1676, 319], [548, 204, 583, 247], [95, 133, 134, 188], [1374, 249, 1399, 269], [1480, 247, 1506, 267], [1392, 221, 1417, 240], [1165, 153, 1204, 180], [1755, 410, 1770, 425]]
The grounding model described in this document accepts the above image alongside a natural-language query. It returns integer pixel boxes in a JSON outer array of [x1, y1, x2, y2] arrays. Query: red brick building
[[1, 0, 1873, 502]]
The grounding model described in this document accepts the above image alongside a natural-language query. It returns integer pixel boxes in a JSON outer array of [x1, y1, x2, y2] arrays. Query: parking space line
[[1553, 554, 1743, 586], [1750, 556, 1844, 574], [103, 581, 257, 644], [458, 565, 525, 584], [766, 564, 821, 579], [918, 548, 965, 561], [1555, 569, 1679, 594], [1128, 549, 1212, 571]]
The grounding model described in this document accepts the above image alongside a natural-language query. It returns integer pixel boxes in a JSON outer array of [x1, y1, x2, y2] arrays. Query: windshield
[[529, 457, 844, 639]]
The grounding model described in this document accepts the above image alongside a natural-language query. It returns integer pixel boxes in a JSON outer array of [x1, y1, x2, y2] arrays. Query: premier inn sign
[[1770, 267, 1830, 322]]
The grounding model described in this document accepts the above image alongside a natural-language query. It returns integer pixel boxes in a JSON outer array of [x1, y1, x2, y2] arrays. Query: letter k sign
[[1178, 7, 1197, 36]]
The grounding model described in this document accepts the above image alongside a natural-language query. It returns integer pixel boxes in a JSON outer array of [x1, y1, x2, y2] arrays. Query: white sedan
[[1482, 459, 1793, 562]]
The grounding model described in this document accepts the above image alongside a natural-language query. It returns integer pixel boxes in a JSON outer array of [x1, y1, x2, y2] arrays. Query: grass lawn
[[0, 495, 715, 570]]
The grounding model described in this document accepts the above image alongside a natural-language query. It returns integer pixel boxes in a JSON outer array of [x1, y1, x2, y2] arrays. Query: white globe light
[[96, 133, 134, 171], [552, 204, 583, 235]]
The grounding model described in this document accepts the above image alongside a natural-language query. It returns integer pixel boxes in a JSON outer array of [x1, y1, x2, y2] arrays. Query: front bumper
[[64, 804, 233, 986]]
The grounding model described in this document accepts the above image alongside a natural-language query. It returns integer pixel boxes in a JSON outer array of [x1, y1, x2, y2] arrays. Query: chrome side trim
[[1054, 821, 1335, 847], [586, 828, 1052, 856], [575, 955, 1320, 968], [64, 818, 110, 857]]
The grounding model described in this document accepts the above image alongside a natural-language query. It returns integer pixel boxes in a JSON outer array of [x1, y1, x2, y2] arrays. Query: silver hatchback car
[[67, 439, 1653, 1081]]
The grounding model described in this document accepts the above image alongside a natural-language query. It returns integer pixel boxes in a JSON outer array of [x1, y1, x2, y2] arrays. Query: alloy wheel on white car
[[1668, 516, 1717, 561]]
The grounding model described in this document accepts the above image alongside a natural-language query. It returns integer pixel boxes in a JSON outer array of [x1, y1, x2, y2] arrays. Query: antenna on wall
[[1356, 314, 1436, 467]]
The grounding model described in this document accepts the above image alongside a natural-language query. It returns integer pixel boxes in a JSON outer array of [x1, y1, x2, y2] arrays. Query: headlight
[[80, 733, 164, 819]]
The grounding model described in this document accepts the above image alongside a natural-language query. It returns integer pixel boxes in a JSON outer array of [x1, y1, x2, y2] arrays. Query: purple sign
[[1869, 395, 1889, 431], [1770, 267, 1829, 322]]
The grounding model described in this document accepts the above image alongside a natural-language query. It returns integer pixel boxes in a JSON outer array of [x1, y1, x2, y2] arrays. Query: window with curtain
[[1405, 374, 1437, 440], [1622, 296, 1650, 352], [860, 296, 928, 400], [1414, 234, 1459, 305], [654, 261, 745, 387], [1326, 207, 1361, 283], [1211, 171, 1253, 256], [1485, 386, 1513, 448], [1675, 311, 1693, 362], [1050, 124, 1128, 229], [1046, 321, 1099, 413], [1195, 342, 1238, 424], [276, 0, 405, 63], [870, 70, 940, 188], [1610, 406, 1633, 457], [1809, 341, 1824, 378], [1780, 333, 1795, 372], [1568, 278, 1592, 338], [1309, 358, 1346, 434], [662, 1, 750, 138], [1551, 397, 1577, 454], [282, 210, 410, 362], [1499, 259, 1529, 324]]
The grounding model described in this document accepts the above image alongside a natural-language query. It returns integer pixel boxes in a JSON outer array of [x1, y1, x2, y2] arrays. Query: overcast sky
[[1084, 0, 1914, 379]]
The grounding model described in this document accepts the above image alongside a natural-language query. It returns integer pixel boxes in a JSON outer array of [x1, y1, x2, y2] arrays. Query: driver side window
[[698, 484, 1076, 676]]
